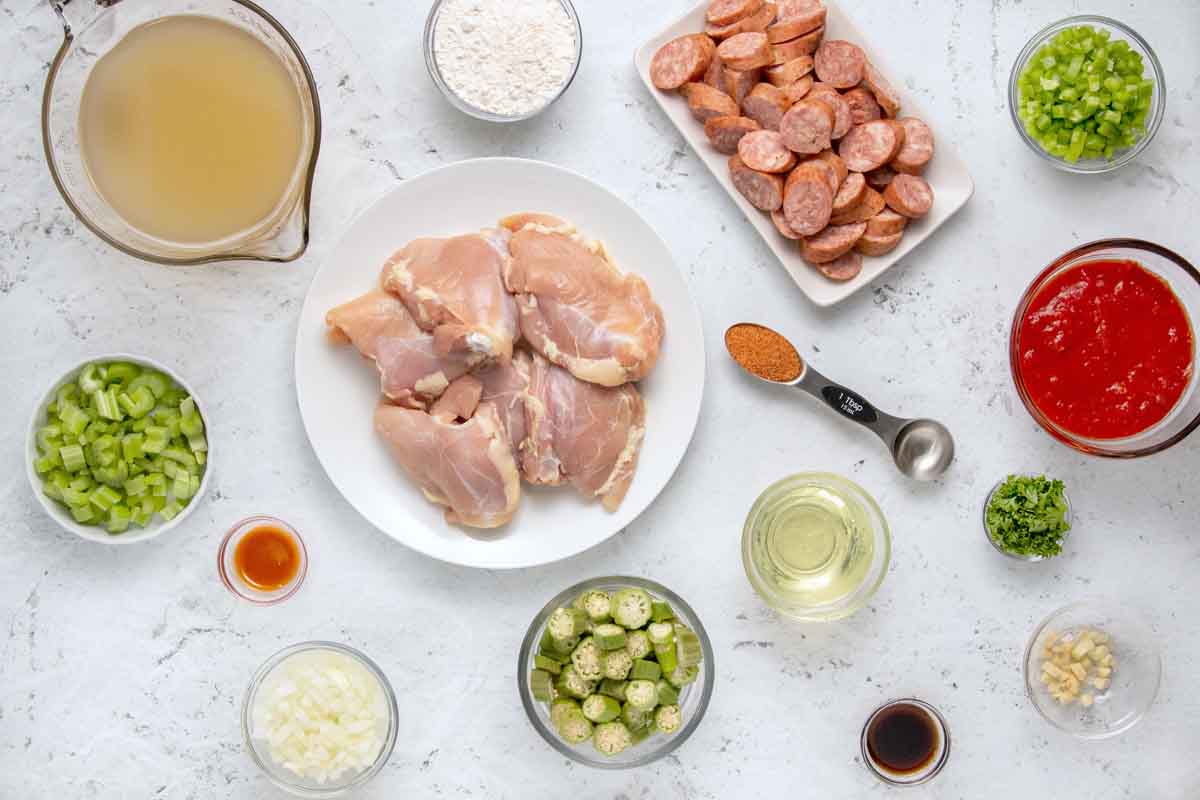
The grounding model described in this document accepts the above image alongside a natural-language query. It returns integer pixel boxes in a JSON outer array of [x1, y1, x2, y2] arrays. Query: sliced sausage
[[718, 32, 772, 71], [729, 154, 784, 211], [829, 185, 885, 224], [801, 222, 866, 264], [770, 207, 803, 239], [813, 40, 866, 89], [892, 117, 934, 174], [856, 230, 904, 257], [769, 26, 824, 65], [782, 164, 833, 235], [681, 82, 740, 123], [704, 115, 762, 154], [843, 87, 883, 125], [765, 55, 813, 87], [779, 97, 834, 154], [738, 130, 797, 173], [838, 120, 903, 172], [707, 0, 777, 39], [816, 251, 863, 281], [865, 165, 896, 190], [799, 155, 839, 196], [741, 83, 792, 131], [767, 1, 826, 43], [862, 60, 901, 117], [651, 35, 717, 90], [866, 208, 908, 237], [807, 83, 851, 139], [781, 75, 814, 103], [883, 173, 933, 218], [703, 54, 726, 89], [707, 0, 765, 26], [813, 148, 847, 187], [724, 67, 763, 105], [831, 171, 867, 216]]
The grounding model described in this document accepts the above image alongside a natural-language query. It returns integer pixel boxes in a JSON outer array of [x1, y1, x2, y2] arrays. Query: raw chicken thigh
[[521, 351, 646, 511], [501, 215, 665, 387], [476, 351, 533, 460], [374, 400, 521, 528], [379, 231, 519, 362], [325, 289, 474, 409]]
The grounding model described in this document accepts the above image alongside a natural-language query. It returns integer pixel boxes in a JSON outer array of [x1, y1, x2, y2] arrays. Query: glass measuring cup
[[42, 0, 322, 264]]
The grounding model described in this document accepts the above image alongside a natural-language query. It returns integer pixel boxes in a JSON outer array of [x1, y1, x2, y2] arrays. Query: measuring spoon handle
[[795, 363, 909, 446]]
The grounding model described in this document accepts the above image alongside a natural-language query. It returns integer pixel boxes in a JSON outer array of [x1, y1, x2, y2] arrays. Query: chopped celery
[[128, 370, 171, 399], [160, 499, 184, 521], [179, 411, 203, 437], [107, 505, 132, 534], [59, 444, 86, 473], [118, 386, 156, 419], [124, 476, 149, 497], [104, 362, 140, 385], [78, 364, 105, 394], [34, 455, 58, 475], [71, 504, 97, 524], [121, 433, 144, 461]]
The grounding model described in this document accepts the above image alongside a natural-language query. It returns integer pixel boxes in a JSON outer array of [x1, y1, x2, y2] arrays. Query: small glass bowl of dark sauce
[[218, 516, 307, 605], [861, 699, 950, 786]]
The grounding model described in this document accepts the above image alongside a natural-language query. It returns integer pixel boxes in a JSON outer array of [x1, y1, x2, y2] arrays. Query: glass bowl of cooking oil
[[742, 473, 891, 622]]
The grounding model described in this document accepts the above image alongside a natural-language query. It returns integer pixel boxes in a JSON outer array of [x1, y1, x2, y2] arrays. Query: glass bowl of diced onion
[[1007, 15, 1165, 173], [1023, 599, 1161, 740], [517, 576, 715, 769], [242, 642, 398, 797]]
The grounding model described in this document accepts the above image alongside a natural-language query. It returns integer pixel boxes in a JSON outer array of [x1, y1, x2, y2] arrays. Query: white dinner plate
[[295, 158, 705, 569], [634, 1, 975, 307]]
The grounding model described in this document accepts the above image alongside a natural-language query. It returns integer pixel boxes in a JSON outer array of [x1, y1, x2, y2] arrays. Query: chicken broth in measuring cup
[[78, 15, 306, 245]]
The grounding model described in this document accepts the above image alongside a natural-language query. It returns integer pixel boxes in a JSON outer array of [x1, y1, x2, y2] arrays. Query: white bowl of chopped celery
[[1008, 16, 1165, 173], [26, 354, 211, 544]]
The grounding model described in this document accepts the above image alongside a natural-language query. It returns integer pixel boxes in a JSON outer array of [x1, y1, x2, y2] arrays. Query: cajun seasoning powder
[[725, 323, 803, 382]]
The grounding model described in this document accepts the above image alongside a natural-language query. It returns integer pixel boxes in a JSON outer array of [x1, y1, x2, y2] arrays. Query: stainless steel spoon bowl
[[725, 323, 955, 481]]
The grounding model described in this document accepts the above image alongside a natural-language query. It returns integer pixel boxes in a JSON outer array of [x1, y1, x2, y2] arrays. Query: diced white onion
[[252, 650, 386, 784]]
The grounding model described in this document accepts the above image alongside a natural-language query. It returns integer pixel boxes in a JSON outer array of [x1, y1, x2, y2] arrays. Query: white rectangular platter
[[634, 1, 975, 307]]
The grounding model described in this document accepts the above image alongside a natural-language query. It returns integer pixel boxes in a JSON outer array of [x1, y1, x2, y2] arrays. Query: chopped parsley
[[985, 474, 1071, 558]]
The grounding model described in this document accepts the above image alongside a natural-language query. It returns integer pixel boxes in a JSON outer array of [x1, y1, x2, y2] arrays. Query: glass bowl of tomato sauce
[[1011, 239, 1200, 457]]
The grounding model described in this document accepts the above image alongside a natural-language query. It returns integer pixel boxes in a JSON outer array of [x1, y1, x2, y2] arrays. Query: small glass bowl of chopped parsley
[[983, 474, 1072, 561], [1008, 16, 1164, 173]]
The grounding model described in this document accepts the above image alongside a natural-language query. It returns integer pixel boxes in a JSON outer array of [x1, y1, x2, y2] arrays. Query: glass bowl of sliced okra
[[518, 576, 714, 768]]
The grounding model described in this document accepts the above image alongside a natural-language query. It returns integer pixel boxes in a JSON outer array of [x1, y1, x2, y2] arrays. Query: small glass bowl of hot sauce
[[219, 516, 308, 605]]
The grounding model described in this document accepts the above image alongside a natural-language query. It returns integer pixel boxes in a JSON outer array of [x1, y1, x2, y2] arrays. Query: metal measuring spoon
[[725, 323, 955, 481]]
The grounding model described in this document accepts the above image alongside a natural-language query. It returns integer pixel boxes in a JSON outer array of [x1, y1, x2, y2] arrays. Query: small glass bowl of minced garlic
[[423, 0, 583, 122]]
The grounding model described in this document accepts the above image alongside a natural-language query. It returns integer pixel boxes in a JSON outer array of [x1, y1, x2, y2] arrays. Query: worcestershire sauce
[[866, 702, 939, 774]]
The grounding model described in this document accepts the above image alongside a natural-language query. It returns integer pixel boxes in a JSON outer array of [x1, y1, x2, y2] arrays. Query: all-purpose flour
[[433, 0, 578, 117]]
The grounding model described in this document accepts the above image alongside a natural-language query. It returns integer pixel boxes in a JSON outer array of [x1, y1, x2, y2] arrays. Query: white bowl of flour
[[423, 0, 582, 121]]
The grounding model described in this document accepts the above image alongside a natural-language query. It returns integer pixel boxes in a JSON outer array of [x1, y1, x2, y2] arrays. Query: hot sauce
[[234, 524, 301, 591], [1017, 259, 1194, 439]]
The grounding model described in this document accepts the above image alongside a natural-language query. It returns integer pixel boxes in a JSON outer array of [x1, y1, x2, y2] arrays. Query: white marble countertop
[[2, 0, 1199, 797]]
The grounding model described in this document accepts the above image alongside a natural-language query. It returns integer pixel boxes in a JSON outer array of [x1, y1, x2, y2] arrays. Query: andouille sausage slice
[[765, 54, 813, 87], [738, 130, 798, 172], [782, 164, 833, 235], [707, 0, 765, 26], [741, 83, 793, 131], [766, 1, 826, 43], [770, 26, 824, 65], [724, 67, 763, 105], [770, 207, 803, 239], [856, 229, 904, 257], [862, 60, 901, 117], [891, 117, 935, 174], [651, 35, 717, 90], [843, 87, 883, 125], [781, 75, 814, 103], [816, 251, 863, 281], [829, 184, 885, 224], [703, 55, 726, 89], [707, 0, 777, 39], [813, 40, 866, 89], [831, 171, 867, 216], [883, 173, 934, 218], [779, 96, 834, 154], [718, 32, 773, 71], [705, 115, 762, 154], [800, 222, 867, 264], [729, 154, 785, 211], [799, 155, 839, 196], [807, 83, 851, 139], [866, 208, 908, 236], [813, 148, 847, 187], [865, 165, 896, 190], [838, 119, 902, 172], [681, 82, 740, 123]]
